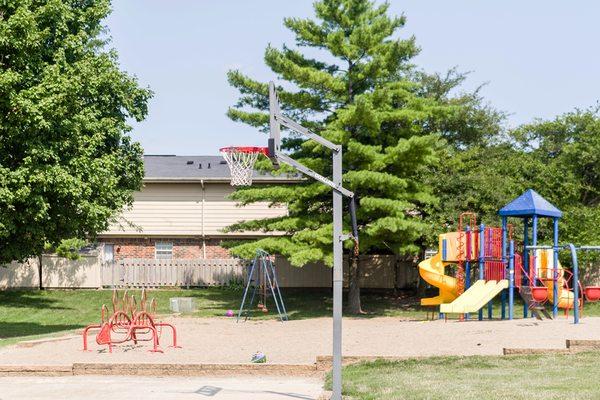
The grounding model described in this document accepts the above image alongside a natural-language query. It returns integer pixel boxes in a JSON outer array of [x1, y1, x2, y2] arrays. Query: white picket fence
[[102, 258, 246, 288]]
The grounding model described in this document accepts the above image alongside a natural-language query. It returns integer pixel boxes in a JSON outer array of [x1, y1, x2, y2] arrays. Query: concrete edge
[[0, 355, 407, 378], [566, 339, 600, 349], [504, 338, 600, 355], [0, 365, 73, 376], [502, 348, 571, 355], [0, 362, 322, 377], [72, 362, 321, 377]]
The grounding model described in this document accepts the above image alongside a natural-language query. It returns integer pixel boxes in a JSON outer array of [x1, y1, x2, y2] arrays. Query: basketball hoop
[[220, 146, 269, 186]]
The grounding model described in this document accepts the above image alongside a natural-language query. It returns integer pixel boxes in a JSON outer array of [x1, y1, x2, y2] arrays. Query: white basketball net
[[220, 147, 262, 186]]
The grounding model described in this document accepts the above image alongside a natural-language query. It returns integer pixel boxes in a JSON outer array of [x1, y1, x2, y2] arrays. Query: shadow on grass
[[0, 290, 70, 310], [0, 322, 82, 339], [176, 287, 432, 321]]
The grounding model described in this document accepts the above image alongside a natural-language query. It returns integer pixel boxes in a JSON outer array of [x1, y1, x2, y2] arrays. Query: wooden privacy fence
[[101, 255, 420, 289], [102, 258, 246, 288]]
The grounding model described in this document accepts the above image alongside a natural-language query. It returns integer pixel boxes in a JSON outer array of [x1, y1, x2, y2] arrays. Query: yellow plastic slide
[[440, 279, 508, 313], [419, 253, 459, 306]]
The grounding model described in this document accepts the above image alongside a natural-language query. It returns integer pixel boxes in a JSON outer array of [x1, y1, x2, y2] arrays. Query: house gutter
[[142, 177, 301, 184], [201, 179, 206, 259]]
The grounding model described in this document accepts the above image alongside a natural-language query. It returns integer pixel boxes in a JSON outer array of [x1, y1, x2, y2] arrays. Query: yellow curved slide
[[419, 253, 459, 306]]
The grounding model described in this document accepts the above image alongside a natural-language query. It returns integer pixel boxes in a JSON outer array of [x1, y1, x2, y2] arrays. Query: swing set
[[237, 249, 288, 322], [522, 244, 600, 324], [82, 289, 180, 353]]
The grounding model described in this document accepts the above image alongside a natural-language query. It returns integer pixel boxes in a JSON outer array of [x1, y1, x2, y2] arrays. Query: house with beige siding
[[89, 155, 418, 289], [97, 155, 295, 262]]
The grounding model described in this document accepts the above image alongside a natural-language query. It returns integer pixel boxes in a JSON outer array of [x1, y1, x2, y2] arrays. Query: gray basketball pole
[[269, 82, 355, 400], [332, 145, 344, 400]]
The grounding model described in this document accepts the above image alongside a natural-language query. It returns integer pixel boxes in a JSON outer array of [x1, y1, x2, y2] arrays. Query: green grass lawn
[[329, 351, 600, 400], [1, 288, 599, 346]]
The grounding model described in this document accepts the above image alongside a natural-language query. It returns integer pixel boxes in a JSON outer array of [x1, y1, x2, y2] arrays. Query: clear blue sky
[[106, 1, 600, 155]]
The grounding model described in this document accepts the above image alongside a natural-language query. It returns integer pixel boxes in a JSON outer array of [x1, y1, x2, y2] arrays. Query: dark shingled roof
[[498, 189, 562, 218], [143, 155, 297, 182]]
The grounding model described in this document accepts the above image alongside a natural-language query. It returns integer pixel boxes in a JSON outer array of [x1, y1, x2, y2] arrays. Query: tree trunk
[[347, 253, 363, 314], [393, 254, 400, 296], [37, 254, 44, 290]]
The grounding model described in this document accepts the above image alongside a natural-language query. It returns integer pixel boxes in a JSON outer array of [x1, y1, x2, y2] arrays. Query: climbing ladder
[[518, 286, 552, 320], [514, 251, 553, 320]]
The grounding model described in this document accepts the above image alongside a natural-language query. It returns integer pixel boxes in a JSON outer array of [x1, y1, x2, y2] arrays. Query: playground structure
[[237, 249, 288, 322], [82, 289, 179, 353], [420, 189, 600, 323]]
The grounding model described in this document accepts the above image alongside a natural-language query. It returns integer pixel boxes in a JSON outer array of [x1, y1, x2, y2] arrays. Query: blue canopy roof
[[498, 189, 562, 218]]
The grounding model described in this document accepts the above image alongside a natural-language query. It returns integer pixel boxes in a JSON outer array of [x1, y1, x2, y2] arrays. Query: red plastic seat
[[584, 286, 600, 302], [530, 286, 549, 302]]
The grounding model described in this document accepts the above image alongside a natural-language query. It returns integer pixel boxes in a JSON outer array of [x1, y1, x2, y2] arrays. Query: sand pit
[[1, 316, 599, 366]]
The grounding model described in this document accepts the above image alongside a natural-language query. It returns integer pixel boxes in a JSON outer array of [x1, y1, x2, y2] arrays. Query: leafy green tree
[[0, 0, 151, 288], [426, 106, 600, 280], [225, 0, 495, 312], [512, 108, 600, 269]]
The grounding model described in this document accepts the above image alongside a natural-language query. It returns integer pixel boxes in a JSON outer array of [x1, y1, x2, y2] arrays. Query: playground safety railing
[[558, 268, 584, 318]]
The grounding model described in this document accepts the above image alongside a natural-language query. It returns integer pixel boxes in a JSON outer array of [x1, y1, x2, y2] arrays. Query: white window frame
[[103, 243, 115, 263], [155, 241, 173, 260]]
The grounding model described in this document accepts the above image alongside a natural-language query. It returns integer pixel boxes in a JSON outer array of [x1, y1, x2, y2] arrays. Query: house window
[[103, 244, 114, 263], [155, 242, 173, 260]]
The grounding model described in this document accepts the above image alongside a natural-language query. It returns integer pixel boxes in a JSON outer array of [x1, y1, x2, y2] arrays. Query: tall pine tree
[[226, 0, 490, 313]]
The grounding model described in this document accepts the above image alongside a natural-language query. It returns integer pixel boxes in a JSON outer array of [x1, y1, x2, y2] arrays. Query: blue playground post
[[552, 218, 559, 318], [478, 224, 485, 321], [568, 243, 580, 324], [523, 217, 529, 318], [442, 239, 447, 261], [532, 215, 538, 320], [532, 215, 538, 282], [501, 217, 508, 319], [508, 240, 515, 320]]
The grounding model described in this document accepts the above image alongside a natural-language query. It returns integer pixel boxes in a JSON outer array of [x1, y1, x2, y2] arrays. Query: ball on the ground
[[251, 351, 266, 363], [225, 310, 234, 317]]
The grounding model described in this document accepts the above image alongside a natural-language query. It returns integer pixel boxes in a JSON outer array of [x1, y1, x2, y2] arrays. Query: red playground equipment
[[83, 289, 180, 353]]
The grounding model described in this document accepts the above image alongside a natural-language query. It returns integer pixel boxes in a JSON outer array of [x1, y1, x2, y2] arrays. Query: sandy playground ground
[[1, 316, 599, 366]]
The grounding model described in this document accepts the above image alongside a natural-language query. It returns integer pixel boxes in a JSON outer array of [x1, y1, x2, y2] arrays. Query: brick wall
[[101, 238, 232, 260], [204, 239, 231, 258]]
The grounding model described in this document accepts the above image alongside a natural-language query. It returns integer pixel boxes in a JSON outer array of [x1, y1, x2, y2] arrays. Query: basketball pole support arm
[[269, 82, 357, 400]]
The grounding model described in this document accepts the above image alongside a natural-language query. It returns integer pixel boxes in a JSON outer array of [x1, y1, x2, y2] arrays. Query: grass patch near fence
[[1, 288, 599, 346], [328, 351, 600, 400]]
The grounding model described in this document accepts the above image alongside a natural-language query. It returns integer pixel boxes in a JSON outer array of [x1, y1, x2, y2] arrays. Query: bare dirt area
[[1, 316, 599, 366]]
